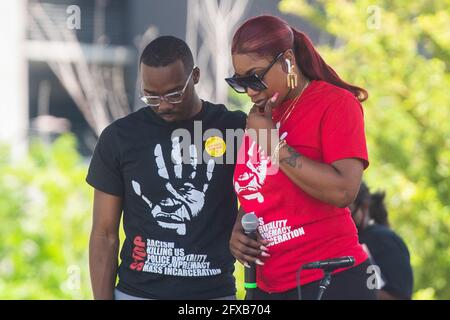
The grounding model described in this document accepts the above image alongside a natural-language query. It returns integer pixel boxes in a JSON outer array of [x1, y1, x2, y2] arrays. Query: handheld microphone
[[302, 256, 355, 272], [241, 213, 259, 299], [242, 213, 259, 239]]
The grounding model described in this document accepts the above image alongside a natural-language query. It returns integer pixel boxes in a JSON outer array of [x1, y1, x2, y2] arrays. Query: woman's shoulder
[[308, 81, 363, 118], [311, 80, 359, 103]]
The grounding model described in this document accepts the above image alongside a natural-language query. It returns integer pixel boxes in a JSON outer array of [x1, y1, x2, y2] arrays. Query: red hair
[[232, 15, 368, 102]]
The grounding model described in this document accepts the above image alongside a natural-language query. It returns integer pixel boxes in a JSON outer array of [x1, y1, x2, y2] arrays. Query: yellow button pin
[[205, 136, 226, 157]]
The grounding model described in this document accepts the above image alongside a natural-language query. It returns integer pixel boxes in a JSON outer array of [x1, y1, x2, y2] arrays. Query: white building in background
[[0, 0, 315, 157], [0, 0, 28, 158]]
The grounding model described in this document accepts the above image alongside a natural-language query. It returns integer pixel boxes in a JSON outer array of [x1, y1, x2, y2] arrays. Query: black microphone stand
[[316, 270, 332, 300], [297, 256, 355, 300]]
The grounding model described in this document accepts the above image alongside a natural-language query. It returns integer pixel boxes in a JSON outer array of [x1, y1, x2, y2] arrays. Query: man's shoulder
[[94, 108, 152, 145], [203, 100, 247, 129], [113, 107, 148, 126], [102, 107, 154, 134]]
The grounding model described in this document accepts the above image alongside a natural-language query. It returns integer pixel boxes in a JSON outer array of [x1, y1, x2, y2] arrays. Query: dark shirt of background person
[[351, 182, 414, 300]]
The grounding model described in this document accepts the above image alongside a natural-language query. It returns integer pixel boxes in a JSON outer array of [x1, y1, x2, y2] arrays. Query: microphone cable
[[296, 265, 303, 300]]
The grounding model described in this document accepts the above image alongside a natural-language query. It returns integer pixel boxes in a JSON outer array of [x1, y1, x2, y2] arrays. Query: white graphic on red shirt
[[234, 140, 269, 203], [132, 137, 215, 236], [234, 125, 288, 204], [257, 217, 306, 247]]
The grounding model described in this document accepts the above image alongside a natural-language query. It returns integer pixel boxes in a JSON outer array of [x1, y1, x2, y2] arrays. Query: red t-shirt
[[233, 80, 369, 293]]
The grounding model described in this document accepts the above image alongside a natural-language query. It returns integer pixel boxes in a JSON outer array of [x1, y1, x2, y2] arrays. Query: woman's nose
[[246, 87, 260, 98]]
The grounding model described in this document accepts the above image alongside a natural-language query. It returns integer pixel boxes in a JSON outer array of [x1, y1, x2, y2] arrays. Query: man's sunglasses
[[140, 68, 195, 107], [225, 52, 283, 94]]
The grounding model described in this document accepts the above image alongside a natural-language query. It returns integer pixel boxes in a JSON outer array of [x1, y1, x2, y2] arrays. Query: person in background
[[351, 182, 414, 300]]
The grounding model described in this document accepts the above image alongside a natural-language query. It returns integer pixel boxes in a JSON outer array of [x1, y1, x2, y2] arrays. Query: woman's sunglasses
[[225, 52, 283, 94]]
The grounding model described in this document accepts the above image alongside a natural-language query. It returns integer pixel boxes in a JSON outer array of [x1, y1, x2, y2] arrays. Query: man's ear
[[193, 67, 200, 84]]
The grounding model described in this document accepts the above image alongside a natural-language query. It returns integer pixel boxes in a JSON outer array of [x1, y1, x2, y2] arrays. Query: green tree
[[280, 0, 450, 299], [0, 135, 92, 299]]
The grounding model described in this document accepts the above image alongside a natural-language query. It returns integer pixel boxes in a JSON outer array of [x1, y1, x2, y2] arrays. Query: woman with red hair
[[227, 15, 375, 300]]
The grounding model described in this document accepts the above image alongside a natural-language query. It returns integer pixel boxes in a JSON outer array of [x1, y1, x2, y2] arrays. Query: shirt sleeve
[[232, 110, 247, 130], [86, 123, 124, 196], [321, 95, 369, 169], [225, 110, 247, 166], [241, 111, 247, 129]]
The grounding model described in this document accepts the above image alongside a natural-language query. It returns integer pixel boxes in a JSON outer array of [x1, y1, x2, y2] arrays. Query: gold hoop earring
[[286, 59, 298, 89]]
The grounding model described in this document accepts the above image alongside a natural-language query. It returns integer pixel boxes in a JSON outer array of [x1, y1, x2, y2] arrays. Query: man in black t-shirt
[[351, 182, 414, 300], [87, 36, 246, 300]]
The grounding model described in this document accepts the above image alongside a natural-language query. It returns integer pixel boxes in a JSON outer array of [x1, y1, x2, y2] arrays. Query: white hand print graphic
[[234, 140, 269, 203], [132, 137, 215, 235]]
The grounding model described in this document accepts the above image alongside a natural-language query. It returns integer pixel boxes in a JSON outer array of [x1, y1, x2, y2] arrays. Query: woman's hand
[[246, 93, 279, 155], [229, 225, 271, 267]]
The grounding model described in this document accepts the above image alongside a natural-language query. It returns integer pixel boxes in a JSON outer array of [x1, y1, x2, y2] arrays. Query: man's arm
[[89, 189, 122, 300]]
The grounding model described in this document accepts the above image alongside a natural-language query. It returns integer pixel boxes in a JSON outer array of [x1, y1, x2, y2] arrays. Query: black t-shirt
[[359, 223, 414, 299], [86, 101, 246, 299]]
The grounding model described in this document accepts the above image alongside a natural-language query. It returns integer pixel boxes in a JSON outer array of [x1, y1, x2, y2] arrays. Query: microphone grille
[[241, 213, 259, 233]]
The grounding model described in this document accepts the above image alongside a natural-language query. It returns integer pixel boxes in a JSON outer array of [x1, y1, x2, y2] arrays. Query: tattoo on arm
[[280, 146, 302, 169]]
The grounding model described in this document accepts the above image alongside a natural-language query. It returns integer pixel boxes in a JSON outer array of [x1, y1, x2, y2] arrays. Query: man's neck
[[188, 94, 203, 119]]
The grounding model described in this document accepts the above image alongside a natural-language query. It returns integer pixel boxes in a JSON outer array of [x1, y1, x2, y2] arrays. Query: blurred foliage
[[280, 0, 450, 299], [0, 134, 92, 299], [228, 87, 253, 114], [235, 263, 246, 300]]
